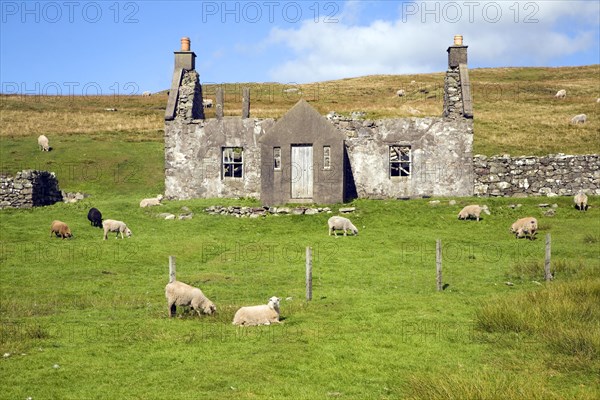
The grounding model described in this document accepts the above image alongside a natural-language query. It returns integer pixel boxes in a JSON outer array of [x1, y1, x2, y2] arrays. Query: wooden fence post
[[544, 234, 552, 281], [306, 247, 313, 301], [436, 239, 443, 291], [169, 255, 176, 283]]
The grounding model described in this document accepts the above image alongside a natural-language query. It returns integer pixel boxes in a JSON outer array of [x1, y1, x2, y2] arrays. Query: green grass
[[1, 134, 599, 398]]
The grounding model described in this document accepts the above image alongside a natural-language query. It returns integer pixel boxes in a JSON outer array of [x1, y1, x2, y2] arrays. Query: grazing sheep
[[142, 91, 151, 97], [328, 216, 359, 236], [202, 99, 213, 108], [396, 89, 405, 97], [102, 219, 132, 240], [571, 114, 587, 124], [140, 194, 163, 208], [554, 89, 566, 99], [165, 280, 216, 318], [37, 135, 50, 151], [232, 296, 280, 326], [87, 207, 103, 228], [458, 205, 490, 221], [574, 191, 588, 211], [511, 217, 538, 240], [50, 220, 72, 239]]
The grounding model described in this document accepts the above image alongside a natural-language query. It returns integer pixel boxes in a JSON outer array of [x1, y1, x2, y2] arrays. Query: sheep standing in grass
[[574, 191, 588, 211], [140, 194, 163, 208], [37, 135, 50, 151], [328, 216, 358, 236], [50, 220, 72, 239], [87, 207, 103, 228], [571, 114, 587, 124], [458, 205, 490, 221], [554, 89, 566, 99], [102, 219, 132, 240], [511, 217, 538, 240], [233, 297, 280, 326], [165, 280, 216, 317]]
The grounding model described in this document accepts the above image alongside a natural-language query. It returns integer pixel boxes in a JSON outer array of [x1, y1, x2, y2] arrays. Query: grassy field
[[1, 66, 599, 399], [1, 65, 599, 156]]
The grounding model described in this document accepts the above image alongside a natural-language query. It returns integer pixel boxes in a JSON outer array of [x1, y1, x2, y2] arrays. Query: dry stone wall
[[0, 170, 63, 209], [474, 154, 600, 197]]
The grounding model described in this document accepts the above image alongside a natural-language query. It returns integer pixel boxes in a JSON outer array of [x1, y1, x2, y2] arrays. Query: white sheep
[[328, 216, 358, 236], [511, 217, 538, 240], [232, 296, 280, 326], [202, 99, 213, 108], [574, 191, 588, 211], [142, 91, 152, 97], [396, 89, 405, 97], [37, 135, 50, 151], [140, 194, 164, 208], [165, 280, 216, 317], [554, 89, 566, 99], [102, 219, 132, 240], [458, 205, 490, 221], [571, 114, 587, 124]]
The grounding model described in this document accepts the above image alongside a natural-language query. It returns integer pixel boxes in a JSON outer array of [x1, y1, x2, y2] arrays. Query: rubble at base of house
[[203, 205, 343, 217]]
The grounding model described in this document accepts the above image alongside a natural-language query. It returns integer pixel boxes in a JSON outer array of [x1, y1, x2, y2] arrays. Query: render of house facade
[[164, 36, 474, 205]]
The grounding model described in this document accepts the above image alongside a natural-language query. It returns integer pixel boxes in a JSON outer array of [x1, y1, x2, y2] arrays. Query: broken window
[[390, 145, 411, 177], [273, 147, 281, 170], [323, 146, 331, 170], [222, 147, 243, 178]]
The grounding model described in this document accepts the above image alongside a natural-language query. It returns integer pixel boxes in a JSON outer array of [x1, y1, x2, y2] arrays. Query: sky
[[1, 0, 599, 95]]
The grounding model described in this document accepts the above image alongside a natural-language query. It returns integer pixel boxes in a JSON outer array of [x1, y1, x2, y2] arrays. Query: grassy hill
[[0, 65, 599, 399]]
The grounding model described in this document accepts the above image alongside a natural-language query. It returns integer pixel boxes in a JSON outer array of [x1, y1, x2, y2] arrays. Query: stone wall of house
[[175, 70, 204, 121], [0, 170, 63, 209], [474, 154, 600, 197]]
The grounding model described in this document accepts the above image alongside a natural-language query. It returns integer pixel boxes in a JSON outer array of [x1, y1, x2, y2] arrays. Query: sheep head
[[268, 296, 281, 310], [202, 301, 217, 315], [482, 205, 491, 215]]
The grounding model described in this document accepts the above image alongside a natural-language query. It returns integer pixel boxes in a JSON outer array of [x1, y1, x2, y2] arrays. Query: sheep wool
[[458, 205, 490, 221], [328, 216, 359, 236], [102, 219, 132, 240], [50, 220, 72, 239], [165, 280, 216, 317], [232, 296, 281, 326], [511, 217, 538, 240], [574, 191, 588, 211]]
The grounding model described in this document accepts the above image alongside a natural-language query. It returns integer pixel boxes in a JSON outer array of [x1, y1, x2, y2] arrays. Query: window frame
[[222, 147, 244, 179], [389, 145, 411, 178]]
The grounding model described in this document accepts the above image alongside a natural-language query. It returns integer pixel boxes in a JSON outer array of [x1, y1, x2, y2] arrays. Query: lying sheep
[[571, 114, 587, 124], [140, 194, 163, 208], [165, 280, 216, 318], [50, 220, 72, 239], [37, 135, 50, 151], [511, 217, 538, 240], [102, 219, 132, 240], [554, 89, 566, 99], [232, 296, 280, 326], [458, 205, 490, 221], [87, 207, 103, 228], [574, 191, 588, 211], [328, 216, 358, 236]]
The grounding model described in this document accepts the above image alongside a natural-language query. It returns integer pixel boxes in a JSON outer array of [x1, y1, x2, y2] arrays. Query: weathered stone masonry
[[474, 154, 600, 197], [0, 170, 63, 209]]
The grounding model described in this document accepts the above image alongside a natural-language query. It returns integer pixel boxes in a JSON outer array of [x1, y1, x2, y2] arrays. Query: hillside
[[1, 65, 599, 156]]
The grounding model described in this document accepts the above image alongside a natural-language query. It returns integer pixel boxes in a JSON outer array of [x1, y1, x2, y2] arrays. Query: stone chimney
[[443, 35, 472, 119], [165, 37, 204, 121]]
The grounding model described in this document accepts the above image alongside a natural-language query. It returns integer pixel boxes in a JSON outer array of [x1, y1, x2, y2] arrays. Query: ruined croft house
[[164, 36, 474, 206]]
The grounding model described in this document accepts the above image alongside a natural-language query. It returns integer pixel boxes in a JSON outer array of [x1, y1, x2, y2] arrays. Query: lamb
[[458, 205, 490, 221], [140, 194, 163, 208], [510, 217, 538, 240], [328, 216, 359, 236], [571, 114, 587, 124], [50, 220, 72, 239], [232, 296, 280, 326], [87, 207, 103, 228], [574, 191, 588, 211], [102, 219, 132, 240], [165, 280, 216, 318], [37, 135, 50, 151], [554, 89, 566, 99]]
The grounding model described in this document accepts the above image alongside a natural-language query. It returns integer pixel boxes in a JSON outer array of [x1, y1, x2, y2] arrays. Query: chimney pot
[[453, 35, 463, 46], [181, 37, 190, 52]]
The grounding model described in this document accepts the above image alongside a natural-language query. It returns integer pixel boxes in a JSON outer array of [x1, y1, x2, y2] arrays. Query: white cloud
[[263, 1, 599, 83]]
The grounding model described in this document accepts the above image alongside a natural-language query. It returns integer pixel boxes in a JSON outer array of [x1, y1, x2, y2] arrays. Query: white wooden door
[[291, 145, 313, 199]]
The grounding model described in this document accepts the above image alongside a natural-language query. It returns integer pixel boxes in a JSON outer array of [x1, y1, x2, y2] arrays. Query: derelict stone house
[[164, 36, 474, 205]]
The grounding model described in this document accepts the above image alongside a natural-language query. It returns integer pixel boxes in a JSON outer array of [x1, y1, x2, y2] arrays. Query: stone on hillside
[[292, 208, 305, 215], [339, 207, 355, 213], [448, 200, 457, 206], [304, 208, 319, 215]]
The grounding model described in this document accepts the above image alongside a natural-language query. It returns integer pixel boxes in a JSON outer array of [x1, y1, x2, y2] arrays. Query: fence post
[[544, 234, 552, 281], [169, 255, 176, 283], [306, 247, 313, 301], [436, 239, 443, 291]]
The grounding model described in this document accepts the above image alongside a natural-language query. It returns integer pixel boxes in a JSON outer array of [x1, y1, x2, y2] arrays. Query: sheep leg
[[168, 303, 176, 317]]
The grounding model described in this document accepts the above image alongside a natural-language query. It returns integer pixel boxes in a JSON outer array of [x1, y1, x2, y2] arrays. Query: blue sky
[[1, 1, 599, 94]]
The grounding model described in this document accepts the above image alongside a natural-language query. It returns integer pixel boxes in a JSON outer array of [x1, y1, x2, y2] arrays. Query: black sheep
[[87, 207, 103, 228]]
